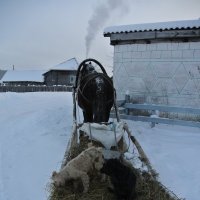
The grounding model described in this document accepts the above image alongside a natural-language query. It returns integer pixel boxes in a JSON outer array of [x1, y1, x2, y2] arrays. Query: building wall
[[65, 71, 77, 85], [44, 70, 76, 86], [113, 41, 200, 107]]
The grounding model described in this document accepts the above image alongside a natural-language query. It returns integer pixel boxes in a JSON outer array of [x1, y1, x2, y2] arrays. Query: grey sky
[[0, 0, 200, 71]]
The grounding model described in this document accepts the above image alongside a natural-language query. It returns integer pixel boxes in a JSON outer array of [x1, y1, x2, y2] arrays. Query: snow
[[50, 58, 78, 71], [0, 92, 200, 200], [0, 58, 79, 83], [0, 92, 73, 200], [1, 70, 45, 82], [125, 121, 200, 200], [104, 18, 200, 34]]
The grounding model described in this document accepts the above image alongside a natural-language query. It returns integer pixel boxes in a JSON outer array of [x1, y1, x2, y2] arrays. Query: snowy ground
[[0, 92, 200, 200], [126, 121, 200, 200], [0, 92, 73, 200]]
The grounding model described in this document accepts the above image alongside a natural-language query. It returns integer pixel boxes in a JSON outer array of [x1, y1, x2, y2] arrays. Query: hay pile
[[48, 133, 181, 200]]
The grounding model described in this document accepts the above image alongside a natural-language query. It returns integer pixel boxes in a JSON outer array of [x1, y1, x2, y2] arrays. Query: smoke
[[85, 0, 130, 58]]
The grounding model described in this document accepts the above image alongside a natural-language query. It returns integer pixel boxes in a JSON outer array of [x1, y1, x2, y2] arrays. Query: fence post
[[151, 110, 156, 128], [150, 110, 159, 128], [125, 90, 130, 115]]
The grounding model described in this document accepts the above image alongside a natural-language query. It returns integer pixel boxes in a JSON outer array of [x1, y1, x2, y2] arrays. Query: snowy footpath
[[0, 92, 200, 200]]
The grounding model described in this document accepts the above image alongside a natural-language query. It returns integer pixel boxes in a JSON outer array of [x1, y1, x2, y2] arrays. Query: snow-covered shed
[[104, 19, 200, 107], [1, 70, 45, 86], [43, 57, 78, 86]]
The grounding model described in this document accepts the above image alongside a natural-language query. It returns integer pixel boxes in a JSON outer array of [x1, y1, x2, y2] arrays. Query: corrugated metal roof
[[104, 19, 200, 35]]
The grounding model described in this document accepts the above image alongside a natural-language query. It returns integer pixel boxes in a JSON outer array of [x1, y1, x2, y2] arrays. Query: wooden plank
[[156, 29, 200, 38], [123, 123, 157, 177], [110, 113, 200, 128], [125, 103, 200, 115], [111, 31, 156, 41], [116, 100, 125, 106], [110, 29, 200, 44]]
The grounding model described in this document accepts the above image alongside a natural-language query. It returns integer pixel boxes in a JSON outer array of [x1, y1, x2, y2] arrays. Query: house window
[[69, 75, 75, 84]]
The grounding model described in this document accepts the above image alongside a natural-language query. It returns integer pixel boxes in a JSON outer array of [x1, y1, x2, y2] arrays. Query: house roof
[[51, 57, 79, 71], [0, 70, 6, 81], [1, 70, 45, 82], [104, 19, 200, 35]]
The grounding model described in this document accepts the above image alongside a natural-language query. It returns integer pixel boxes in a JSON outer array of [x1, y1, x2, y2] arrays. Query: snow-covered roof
[[50, 57, 78, 71], [104, 19, 200, 35], [0, 70, 6, 81], [1, 70, 45, 82]]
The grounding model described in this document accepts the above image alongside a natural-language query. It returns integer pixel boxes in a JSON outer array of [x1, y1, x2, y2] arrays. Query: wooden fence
[[0, 85, 73, 92], [111, 102, 200, 128]]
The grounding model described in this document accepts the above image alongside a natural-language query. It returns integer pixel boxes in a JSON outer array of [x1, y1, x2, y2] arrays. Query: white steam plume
[[85, 0, 130, 58]]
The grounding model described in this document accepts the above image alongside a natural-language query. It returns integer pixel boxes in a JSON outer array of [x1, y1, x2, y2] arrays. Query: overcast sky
[[0, 0, 200, 71]]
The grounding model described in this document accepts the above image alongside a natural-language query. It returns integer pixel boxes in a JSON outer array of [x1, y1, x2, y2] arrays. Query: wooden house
[[43, 58, 78, 86], [104, 19, 200, 107]]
